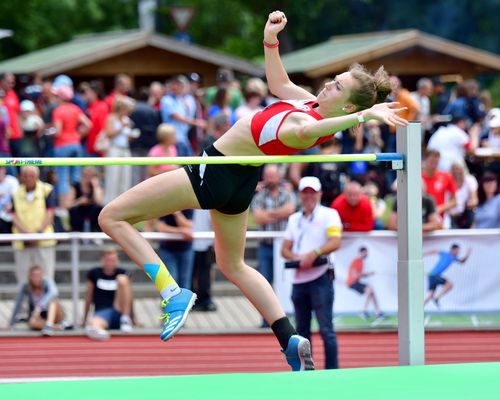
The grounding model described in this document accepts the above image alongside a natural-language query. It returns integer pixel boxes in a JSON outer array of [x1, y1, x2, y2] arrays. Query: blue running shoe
[[282, 335, 315, 371], [160, 289, 197, 341]]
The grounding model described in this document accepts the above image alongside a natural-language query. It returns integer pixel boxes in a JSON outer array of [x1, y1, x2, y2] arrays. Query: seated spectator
[[9, 265, 69, 336], [68, 166, 104, 232], [330, 180, 374, 232], [0, 166, 19, 234], [363, 180, 386, 229], [82, 246, 134, 340], [474, 172, 500, 229], [387, 191, 442, 232], [422, 149, 457, 218], [147, 123, 179, 177], [427, 116, 471, 171], [448, 162, 478, 229]]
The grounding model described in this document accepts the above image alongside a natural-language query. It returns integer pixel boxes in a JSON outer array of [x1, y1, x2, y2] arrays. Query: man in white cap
[[281, 176, 342, 369]]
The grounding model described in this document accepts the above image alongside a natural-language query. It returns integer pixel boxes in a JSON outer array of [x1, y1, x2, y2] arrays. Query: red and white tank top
[[250, 100, 334, 155]]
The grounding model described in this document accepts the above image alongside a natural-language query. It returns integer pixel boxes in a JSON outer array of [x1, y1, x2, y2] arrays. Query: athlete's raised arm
[[263, 11, 315, 101]]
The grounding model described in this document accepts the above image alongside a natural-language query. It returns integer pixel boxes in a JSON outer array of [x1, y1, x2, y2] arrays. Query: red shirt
[[330, 194, 374, 232], [250, 100, 335, 155], [4, 89, 22, 139], [86, 100, 109, 154], [346, 256, 363, 286], [422, 170, 456, 208], [53, 102, 84, 147]]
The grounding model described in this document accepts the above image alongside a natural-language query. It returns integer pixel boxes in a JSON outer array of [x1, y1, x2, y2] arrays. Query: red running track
[[1, 331, 500, 379]]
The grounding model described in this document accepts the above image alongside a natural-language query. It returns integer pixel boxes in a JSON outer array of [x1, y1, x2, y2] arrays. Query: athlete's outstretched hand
[[365, 102, 409, 127], [264, 10, 287, 43]]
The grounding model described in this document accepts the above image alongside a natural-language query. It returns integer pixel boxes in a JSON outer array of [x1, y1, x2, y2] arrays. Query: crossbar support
[[397, 122, 425, 365]]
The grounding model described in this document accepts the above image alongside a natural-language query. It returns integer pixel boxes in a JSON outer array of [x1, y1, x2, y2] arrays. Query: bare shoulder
[[279, 112, 319, 148]]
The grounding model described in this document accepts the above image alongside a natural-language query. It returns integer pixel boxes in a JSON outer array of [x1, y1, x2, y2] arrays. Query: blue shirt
[[160, 94, 191, 146], [430, 251, 458, 276]]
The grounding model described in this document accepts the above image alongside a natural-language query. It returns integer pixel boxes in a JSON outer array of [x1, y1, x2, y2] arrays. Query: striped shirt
[[251, 186, 296, 243]]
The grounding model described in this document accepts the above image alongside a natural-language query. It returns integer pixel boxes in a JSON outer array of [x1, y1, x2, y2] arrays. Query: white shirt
[[284, 204, 342, 284], [427, 124, 469, 171], [192, 209, 213, 252]]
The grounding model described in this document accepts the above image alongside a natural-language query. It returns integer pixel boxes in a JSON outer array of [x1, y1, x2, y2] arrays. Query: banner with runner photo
[[273, 230, 500, 315]]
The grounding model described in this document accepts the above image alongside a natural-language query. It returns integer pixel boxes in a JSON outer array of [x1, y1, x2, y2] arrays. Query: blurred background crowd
[[0, 67, 499, 236]]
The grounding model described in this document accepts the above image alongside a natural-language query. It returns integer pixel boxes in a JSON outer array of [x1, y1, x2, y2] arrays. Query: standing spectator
[[387, 75, 419, 151], [199, 112, 229, 152], [281, 176, 342, 369], [331, 180, 374, 232], [422, 149, 457, 218], [147, 123, 178, 177], [105, 73, 132, 111], [0, 73, 23, 157], [430, 77, 450, 116], [448, 162, 478, 229], [0, 91, 14, 175], [157, 210, 195, 289], [346, 247, 384, 319], [205, 68, 243, 110], [251, 164, 296, 327], [411, 77, 434, 135], [207, 88, 236, 128], [474, 172, 500, 229], [52, 84, 92, 207], [427, 116, 471, 171], [81, 80, 109, 156], [102, 96, 136, 204], [19, 99, 44, 156], [160, 75, 205, 156], [148, 81, 164, 112], [11, 166, 57, 282], [481, 108, 500, 149], [0, 166, 19, 234], [82, 247, 134, 340], [52, 74, 87, 111], [191, 209, 217, 312], [235, 78, 266, 120], [130, 87, 160, 185], [185, 73, 205, 155], [445, 79, 485, 127], [67, 166, 104, 232], [9, 265, 68, 335]]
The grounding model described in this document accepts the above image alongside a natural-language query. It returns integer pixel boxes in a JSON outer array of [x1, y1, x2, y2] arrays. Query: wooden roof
[[0, 29, 264, 77], [281, 30, 500, 78]]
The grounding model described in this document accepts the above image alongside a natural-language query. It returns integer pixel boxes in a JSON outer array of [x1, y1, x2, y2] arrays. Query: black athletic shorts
[[184, 144, 261, 215], [349, 281, 367, 294], [428, 275, 447, 291]]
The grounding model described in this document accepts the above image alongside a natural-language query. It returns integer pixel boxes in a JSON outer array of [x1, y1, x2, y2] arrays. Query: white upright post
[[396, 122, 425, 365]]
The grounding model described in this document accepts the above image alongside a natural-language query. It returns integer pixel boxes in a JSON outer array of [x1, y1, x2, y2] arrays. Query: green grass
[[289, 313, 500, 330]]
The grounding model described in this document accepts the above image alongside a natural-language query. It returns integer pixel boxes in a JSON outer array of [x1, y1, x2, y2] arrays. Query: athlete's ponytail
[[348, 64, 391, 110]]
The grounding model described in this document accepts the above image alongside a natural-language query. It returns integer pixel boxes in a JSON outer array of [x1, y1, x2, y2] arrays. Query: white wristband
[[357, 111, 365, 123]]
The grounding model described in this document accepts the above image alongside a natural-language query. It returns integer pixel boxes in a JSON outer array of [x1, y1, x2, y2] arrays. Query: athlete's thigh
[[107, 168, 201, 223], [209, 209, 249, 267]]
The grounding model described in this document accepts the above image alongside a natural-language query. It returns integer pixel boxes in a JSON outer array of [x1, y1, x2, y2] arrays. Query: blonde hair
[[156, 123, 176, 143], [348, 64, 391, 110], [113, 95, 136, 113]]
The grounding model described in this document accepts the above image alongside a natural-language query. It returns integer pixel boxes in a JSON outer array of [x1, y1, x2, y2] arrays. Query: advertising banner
[[273, 230, 500, 315]]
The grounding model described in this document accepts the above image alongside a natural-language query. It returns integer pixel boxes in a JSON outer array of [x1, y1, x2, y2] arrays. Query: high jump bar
[[0, 153, 403, 167]]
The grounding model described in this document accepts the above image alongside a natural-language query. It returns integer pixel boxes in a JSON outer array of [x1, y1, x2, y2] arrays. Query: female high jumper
[[99, 10, 408, 371]]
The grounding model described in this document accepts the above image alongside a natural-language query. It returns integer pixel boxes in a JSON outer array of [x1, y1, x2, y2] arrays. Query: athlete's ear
[[342, 103, 357, 114]]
